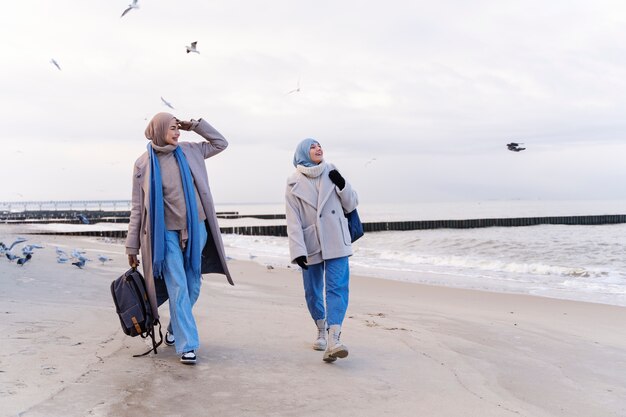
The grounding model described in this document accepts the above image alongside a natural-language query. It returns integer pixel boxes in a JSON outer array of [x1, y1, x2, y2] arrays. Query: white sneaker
[[323, 325, 348, 362], [165, 332, 175, 346], [313, 319, 327, 351]]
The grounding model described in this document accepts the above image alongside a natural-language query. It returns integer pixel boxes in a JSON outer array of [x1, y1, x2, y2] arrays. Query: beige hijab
[[145, 112, 177, 149]]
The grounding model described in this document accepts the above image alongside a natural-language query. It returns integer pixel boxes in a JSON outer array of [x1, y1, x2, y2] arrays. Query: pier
[[3, 200, 625, 237]]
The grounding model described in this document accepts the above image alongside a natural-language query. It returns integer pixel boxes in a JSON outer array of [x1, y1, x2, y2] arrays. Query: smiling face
[[164, 118, 180, 145], [309, 142, 323, 164]]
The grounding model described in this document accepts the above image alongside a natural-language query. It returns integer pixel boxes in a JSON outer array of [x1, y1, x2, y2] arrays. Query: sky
[[1, 0, 626, 205]]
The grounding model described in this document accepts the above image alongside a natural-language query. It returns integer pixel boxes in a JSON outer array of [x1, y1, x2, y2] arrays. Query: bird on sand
[[6, 253, 19, 261], [98, 255, 112, 265], [72, 258, 86, 269], [121, 0, 139, 18], [161, 96, 175, 109], [186, 41, 200, 54], [50, 59, 62, 71]]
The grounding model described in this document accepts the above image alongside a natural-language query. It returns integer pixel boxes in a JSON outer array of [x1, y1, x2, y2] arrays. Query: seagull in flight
[[506, 142, 526, 152], [17, 254, 32, 266], [50, 59, 62, 71], [4, 237, 27, 251], [161, 96, 175, 109], [186, 41, 200, 54], [121, 0, 139, 18], [287, 78, 301, 95]]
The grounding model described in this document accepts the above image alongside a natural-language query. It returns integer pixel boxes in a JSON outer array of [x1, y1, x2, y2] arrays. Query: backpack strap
[[133, 319, 164, 358]]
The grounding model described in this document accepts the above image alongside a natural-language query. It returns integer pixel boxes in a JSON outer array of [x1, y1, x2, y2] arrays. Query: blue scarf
[[148, 144, 201, 279]]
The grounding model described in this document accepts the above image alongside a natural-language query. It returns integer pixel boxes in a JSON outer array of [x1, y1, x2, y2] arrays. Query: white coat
[[285, 163, 359, 265]]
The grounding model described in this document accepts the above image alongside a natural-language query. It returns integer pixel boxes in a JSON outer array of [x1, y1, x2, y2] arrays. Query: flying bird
[[121, 0, 139, 18], [364, 158, 377, 167], [76, 214, 90, 224], [161, 96, 175, 109], [507, 142, 526, 152], [4, 237, 27, 251], [186, 41, 199, 54], [287, 78, 301, 95], [17, 254, 32, 266], [50, 59, 62, 71], [6, 253, 19, 261]]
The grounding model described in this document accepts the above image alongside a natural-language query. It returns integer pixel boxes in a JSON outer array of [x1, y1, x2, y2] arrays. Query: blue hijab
[[292, 138, 321, 167]]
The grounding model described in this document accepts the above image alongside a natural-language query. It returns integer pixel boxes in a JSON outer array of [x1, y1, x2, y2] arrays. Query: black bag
[[111, 267, 163, 357], [345, 209, 364, 242]]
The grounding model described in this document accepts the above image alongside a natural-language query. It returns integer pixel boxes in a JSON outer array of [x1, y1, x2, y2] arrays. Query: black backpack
[[111, 268, 163, 357]]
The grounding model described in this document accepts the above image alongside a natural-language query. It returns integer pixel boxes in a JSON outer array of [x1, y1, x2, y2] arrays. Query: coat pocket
[[303, 224, 321, 256], [339, 216, 351, 246]]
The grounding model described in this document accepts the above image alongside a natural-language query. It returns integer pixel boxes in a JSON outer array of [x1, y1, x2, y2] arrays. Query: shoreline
[[1, 232, 626, 416]]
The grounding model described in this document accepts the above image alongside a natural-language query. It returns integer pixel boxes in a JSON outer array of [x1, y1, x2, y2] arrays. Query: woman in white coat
[[285, 138, 359, 362]]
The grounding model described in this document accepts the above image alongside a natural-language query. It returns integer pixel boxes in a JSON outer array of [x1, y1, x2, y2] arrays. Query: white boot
[[313, 319, 327, 351], [323, 324, 349, 362]]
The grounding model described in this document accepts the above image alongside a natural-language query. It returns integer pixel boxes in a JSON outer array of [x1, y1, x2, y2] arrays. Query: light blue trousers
[[163, 223, 207, 354], [301, 256, 350, 326]]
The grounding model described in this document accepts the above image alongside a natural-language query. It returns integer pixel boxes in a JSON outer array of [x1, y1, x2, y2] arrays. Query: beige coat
[[285, 163, 359, 265], [125, 119, 233, 320]]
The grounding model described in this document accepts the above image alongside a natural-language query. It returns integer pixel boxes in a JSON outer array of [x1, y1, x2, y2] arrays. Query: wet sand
[[1, 230, 626, 417]]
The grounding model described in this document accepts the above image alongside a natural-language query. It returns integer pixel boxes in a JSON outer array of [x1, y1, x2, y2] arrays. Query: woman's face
[[164, 118, 180, 146], [309, 142, 323, 164]]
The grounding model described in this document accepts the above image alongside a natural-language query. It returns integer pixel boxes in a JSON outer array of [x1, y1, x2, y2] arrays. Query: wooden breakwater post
[[19, 214, 626, 239]]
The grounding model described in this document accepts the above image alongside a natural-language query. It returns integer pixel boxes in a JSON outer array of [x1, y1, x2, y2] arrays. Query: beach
[[2, 230, 626, 417]]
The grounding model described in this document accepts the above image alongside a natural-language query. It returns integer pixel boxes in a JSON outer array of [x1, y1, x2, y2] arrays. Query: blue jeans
[[163, 222, 207, 354], [301, 256, 350, 326]]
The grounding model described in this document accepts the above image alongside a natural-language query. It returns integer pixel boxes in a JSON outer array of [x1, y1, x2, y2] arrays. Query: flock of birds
[[1, 237, 113, 269], [47, 0, 302, 112]]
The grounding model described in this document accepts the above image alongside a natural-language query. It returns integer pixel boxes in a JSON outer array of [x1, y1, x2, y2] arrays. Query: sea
[[3, 199, 625, 307], [217, 199, 626, 307]]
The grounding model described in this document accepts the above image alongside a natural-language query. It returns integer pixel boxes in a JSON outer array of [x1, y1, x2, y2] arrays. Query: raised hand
[[328, 169, 346, 190]]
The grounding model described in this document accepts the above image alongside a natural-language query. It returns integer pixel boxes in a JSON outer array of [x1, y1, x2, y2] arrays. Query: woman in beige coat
[[285, 138, 358, 362], [125, 112, 233, 364]]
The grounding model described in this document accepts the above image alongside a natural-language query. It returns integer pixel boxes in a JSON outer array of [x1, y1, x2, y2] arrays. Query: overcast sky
[[1, 0, 625, 205]]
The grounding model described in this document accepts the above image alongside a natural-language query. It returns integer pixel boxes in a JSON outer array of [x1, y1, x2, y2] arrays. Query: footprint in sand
[[41, 365, 58, 375]]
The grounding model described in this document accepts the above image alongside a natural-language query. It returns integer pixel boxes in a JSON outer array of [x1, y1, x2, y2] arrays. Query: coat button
[[331, 210, 335, 214], [319, 214, 322, 218]]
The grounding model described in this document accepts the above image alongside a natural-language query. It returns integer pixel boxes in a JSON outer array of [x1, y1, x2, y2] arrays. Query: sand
[[1, 229, 626, 417]]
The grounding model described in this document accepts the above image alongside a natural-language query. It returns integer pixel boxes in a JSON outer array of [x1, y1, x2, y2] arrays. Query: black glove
[[328, 169, 346, 190], [295, 256, 308, 270]]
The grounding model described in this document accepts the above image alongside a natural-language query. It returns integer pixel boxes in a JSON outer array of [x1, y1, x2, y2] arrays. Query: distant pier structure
[[2, 200, 625, 238], [0, 200, 132, 224]]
